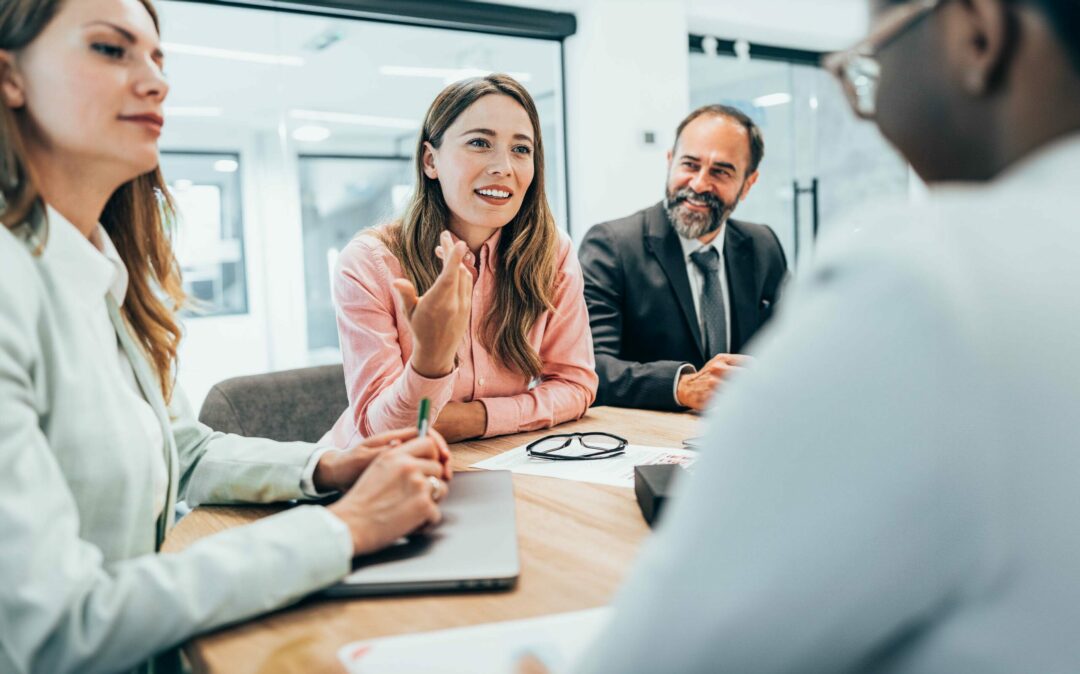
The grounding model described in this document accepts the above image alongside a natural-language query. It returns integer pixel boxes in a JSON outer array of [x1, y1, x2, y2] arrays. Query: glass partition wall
[[688, 43, 910, 271], [155, 1, 568, 407]]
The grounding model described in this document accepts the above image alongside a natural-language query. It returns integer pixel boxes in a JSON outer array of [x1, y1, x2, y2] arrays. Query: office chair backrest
[[198, 364, 348, 443]]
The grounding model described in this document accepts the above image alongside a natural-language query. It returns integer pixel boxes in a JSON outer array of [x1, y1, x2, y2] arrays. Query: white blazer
[[0, 210, 352, 674], [575, 135, 1080, 673]]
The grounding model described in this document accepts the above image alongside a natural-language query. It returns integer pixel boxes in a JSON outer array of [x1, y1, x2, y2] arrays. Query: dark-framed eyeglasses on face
[[823, 0, 947, 119], [525, 432, 628, 461]]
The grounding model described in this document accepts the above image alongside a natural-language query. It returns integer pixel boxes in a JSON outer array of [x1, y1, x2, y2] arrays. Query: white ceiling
[[686, 0, 868, 51], [155, 0, 867, 157], [493, 0, 868, 50]]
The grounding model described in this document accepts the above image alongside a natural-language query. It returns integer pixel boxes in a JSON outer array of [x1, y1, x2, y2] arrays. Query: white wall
[[563, 0, 690, 238]]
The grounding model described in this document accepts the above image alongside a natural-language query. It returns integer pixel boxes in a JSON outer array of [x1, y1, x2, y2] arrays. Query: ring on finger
[[427, 475, 444, 502]]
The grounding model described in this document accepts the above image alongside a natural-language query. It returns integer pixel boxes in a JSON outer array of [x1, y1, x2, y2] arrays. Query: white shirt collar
[[43, 206, 128, 306], [678, 225, 726, 261], [90, 223, 130, 305], [997, 131, 1080, 190], [929, 131, 1080, 199]]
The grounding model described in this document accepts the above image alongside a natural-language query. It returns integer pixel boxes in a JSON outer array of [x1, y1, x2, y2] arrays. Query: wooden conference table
[[163, 406, 699, 674]]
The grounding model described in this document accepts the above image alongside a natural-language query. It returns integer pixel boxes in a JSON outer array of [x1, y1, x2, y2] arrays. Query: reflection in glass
[[688, 53, 909, 269], [298, 156, 411, 361], [161, 152, 248, 316]]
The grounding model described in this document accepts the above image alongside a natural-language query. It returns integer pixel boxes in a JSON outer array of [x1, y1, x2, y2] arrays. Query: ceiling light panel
[[379, 65, 532, 84], [753, 93, 793, 108], [163, 42, 304, 67], [289, 109, 419, 130]]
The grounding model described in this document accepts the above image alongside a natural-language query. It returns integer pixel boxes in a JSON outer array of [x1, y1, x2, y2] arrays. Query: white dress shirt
[[69, 213, 330, 515], [84, 222, 169, 518], [678, 230, 731, 349], [672, 229, 731, 403], [576, 135, 1080, 674]]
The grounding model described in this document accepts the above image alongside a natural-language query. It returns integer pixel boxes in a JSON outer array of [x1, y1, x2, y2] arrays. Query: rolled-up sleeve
[[479, 237, 598, 437], [332, 236, 456, 439]]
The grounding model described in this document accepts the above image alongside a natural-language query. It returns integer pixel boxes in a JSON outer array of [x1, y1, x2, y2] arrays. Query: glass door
[[689, 50, 909, 271]]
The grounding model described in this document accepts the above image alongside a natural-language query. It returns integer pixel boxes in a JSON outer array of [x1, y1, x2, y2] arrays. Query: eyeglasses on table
[[525, 432, 627, 461]]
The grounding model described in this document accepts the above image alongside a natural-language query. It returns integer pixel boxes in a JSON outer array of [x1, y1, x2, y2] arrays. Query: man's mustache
[[671, 188, 725, 213]]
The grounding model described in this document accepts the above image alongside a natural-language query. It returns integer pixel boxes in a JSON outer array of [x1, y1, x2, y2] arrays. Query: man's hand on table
[[676, 353, 752, 411], [326, 427, 454, 556]]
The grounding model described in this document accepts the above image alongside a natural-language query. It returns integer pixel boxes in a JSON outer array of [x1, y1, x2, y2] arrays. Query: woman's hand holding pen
[[393, 230, 474, 378], [326, 427, 453, 557], [313, 427, 452, 493]]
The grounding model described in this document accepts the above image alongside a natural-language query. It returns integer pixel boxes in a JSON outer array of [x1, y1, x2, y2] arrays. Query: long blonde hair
[[379, 74, 558, 380], [0, 0, 185, 402]]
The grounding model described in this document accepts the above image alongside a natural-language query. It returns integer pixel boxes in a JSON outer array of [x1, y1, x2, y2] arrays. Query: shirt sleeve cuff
[[311, 505, 355, 561], [673, 363, 697, 407], [478, 396, 521, 438], [300, 447, 338, 498], [402, 360, 458, 408]]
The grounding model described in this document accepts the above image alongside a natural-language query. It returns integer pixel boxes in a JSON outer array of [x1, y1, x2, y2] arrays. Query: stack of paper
[[337, 608, 612, 674]]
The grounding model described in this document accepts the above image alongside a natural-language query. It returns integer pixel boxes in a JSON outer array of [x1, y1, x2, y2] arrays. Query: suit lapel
[[643, 203, 706, 361], [723, 221, 756, 352]]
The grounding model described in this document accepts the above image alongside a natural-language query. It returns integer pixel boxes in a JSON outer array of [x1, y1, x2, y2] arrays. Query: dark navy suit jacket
[[579, 200, 788, 410]]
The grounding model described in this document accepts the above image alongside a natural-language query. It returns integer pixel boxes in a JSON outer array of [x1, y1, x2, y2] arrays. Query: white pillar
[[563, 0, 690, 241]]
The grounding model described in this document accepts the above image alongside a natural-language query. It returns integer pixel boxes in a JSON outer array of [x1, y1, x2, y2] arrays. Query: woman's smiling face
[[422, 93, 536, 236]]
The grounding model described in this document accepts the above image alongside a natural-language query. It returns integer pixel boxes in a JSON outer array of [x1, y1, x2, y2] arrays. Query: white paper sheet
[[337, 608, 612, 674], [471, 443, 696, 488]]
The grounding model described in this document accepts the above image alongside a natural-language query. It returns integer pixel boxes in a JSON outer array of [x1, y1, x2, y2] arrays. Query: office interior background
[[160, 0, 912, 408]]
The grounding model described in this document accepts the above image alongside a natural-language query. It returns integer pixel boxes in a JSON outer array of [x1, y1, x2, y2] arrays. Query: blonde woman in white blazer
[[0, 1, 477, 672]]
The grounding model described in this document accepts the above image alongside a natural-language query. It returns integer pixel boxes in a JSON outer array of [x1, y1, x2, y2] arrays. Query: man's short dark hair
[[673, 104, 765, 176], [1030, 0, 1080, 72]]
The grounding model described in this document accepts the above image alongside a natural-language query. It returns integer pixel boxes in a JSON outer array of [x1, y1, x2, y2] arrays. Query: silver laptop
[[323, 470, 519, 597]]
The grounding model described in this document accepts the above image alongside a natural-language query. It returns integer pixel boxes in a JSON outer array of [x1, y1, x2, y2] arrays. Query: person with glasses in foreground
[[0, 1, 458, 671], [566, 0, 1080, 672]]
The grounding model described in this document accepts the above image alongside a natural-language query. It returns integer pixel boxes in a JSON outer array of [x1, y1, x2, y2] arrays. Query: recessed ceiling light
[[289, 109, 419, 130], [163, 42, 304, 67], [292, 125, 332, 142], [753, 93, 792, 108], [379, 65, 532, 84], [165, 106, 223, 118], [213, 159, 239, 173]]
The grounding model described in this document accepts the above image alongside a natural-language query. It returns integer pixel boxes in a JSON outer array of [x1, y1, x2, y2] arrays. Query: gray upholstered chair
[[198, 364, 349, 443]]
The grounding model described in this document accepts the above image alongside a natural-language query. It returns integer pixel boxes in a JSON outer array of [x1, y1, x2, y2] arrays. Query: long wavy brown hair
[[378, 74, 558, 380], [0, 0, 185, 402]]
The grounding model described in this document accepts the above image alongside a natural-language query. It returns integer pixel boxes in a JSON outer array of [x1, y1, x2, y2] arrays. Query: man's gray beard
[[664, 200, 733, 239]]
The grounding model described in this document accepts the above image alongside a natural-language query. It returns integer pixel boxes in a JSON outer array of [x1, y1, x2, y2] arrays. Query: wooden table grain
[[163, 406, 699, 674]]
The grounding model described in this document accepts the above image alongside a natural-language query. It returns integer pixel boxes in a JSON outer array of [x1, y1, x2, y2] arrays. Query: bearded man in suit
[[579, 104, 788, 411]]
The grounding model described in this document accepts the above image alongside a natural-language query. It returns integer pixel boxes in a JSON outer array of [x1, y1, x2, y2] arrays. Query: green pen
[[417, 397, 431, 438]]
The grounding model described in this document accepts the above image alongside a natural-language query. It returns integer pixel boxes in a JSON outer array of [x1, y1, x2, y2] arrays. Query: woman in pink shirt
[[325, 74, 598, 445]]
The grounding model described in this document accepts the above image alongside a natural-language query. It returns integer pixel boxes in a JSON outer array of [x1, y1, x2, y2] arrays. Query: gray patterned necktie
[[689, 247, 727, 357]]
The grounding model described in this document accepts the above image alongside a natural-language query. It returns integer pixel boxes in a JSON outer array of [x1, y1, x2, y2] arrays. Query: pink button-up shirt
[[323, 226, 598, 447]]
